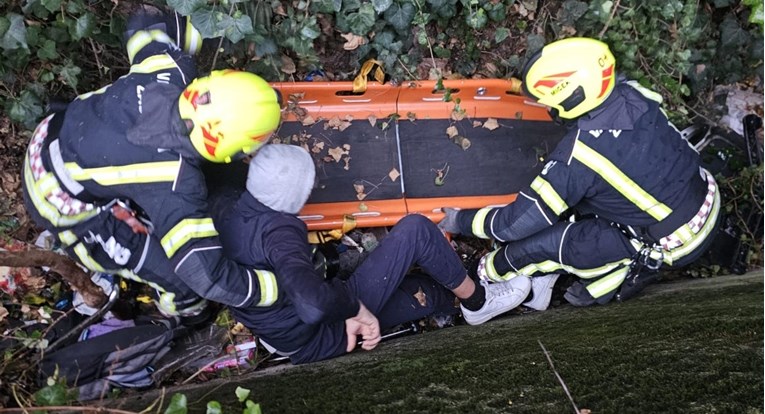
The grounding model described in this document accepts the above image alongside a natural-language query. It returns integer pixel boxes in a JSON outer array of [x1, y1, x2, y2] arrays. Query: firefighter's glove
[[438, 208, 461, 235]]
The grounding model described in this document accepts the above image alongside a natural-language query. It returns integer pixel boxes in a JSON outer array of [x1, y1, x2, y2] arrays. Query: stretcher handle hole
[[335, 90, 366, 96], [431, 88, 461, 95]]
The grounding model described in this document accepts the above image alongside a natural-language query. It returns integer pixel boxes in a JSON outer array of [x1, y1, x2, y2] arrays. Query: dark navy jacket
[[25, 11, 269, 309], [457, 81, 708, 244], [214, 190, 360, 353]]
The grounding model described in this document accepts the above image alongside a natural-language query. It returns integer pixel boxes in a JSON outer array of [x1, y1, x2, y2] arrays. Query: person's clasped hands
[[345, 302, 381, 352]]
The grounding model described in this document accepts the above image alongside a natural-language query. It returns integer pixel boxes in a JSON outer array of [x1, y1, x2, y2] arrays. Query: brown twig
[[538, 339, 580, 414], [598, 0, 622, 39]]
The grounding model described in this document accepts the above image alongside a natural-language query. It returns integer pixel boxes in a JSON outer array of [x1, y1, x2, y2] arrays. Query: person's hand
[[438, 207, 461, 235], [345, 302, 381, 352]]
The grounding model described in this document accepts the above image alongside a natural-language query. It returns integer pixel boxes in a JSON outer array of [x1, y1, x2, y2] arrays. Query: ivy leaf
[[167, 0, 208, 16], [560, 0, 588, 25], [41, 0, 62, 13], [254, 37, 278, 56], [33, 380, 76, 406], [719, 14, 749, 48], [494, 27, 510, 44], [465, 8, 487, 29], [190, 8, 223, 38], [299, 16, 321, 40], [312, 0, 342, 13], [70, 12, 95, 41], [243, 401, 263, 414], [164, 393, 188, 414], [225, 14, 253, 43], [384, 2, 416, 31], [206, 401, 222, 414], [372, 0, 393, 13], [347, 3, 376, 34], [235, 386, 251, 402], [57, 60, 82, 91], [0, 14, 28, 51]]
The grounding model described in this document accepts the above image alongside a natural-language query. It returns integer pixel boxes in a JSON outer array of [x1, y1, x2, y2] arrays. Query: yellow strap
[[306, 215, 357, 244], [353, 59, 385, 93]]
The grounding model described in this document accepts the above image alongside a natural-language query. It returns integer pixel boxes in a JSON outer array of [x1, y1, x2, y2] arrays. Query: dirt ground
[[101, 270, 764, 414]]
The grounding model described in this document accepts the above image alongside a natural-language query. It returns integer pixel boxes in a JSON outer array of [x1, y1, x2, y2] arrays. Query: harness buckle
[[638, 245, 664, 271]]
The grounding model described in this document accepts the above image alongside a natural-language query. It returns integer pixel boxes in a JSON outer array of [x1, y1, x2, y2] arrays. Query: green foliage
[[567, 0, 762, 124], [34, 377, 78, 407], [0, 0, 761, 136], [0, 0, 123, 129]]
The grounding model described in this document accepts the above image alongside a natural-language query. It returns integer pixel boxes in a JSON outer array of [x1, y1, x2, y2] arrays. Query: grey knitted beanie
[[246, 144, 316, 214]]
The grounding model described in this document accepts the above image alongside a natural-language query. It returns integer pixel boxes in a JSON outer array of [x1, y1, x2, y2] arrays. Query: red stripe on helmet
[[597, 64, 615, 98], [182, 89, 200, 110], [202, 126, 220, 156], [532, 71, 576, 90]]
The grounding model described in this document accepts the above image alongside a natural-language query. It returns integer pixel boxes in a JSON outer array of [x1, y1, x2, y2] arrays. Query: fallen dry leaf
[[311, 141, 325, 153], [341, 32, 367, 50], [356, 192, 367, 200], [342, 144, 351, 151], [388, 168, 400, 182], [446, 125, 459, 138], [280, 54, 296, 74], [452, 135, 471, 150], [451, 110, 466, 121], [483, 118, 500, 131], [368, 115, 377, 127], [407, 112, 417, 122], [302, 115, 316, 126], [353, 183, 365, 194], [328, 147, 346, 162], [343, 156, 351, 170], [473, 120, 483, 128], [327, 116, 344, 129], [413, 287, 427, 306]]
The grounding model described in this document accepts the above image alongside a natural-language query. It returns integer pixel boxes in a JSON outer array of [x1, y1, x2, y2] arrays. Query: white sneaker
[[461, 277, 532, 326], [522, 274, 560, 311]]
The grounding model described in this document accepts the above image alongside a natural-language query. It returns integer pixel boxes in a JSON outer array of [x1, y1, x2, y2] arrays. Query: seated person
[[211, 144, 532, 364]]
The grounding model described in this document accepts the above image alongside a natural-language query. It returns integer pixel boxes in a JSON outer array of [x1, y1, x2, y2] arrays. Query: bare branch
[[538, 339, 581, 414], [0, 249, 105, 308]]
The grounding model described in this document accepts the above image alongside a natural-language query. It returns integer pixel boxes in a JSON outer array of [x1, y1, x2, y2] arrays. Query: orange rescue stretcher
[[209, 79, 566, 234]]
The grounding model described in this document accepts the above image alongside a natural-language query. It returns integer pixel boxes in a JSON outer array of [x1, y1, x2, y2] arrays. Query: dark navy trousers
[[291, 214, 466, 363]]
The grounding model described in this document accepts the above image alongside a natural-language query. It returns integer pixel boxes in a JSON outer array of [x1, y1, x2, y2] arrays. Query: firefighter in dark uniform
[[439, 38, 722, 307], [21, 6, 283, 321]]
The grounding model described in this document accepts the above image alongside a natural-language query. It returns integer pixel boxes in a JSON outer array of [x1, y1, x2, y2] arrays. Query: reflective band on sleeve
[[73, 243, 107, 272], [626, 81, 663, 103], [585, 266, 630, 298], [530, 176, 569, 215], [65, 160, 181, 186], [255, 269, 279, 307], [126, 30, 177, 64], [130, 54, 181, 74], [161, 218, 219, 258], [184, 17, 203, 55], [471, 207, 494, 239], [77, 85, 110, 101], [572, 141, 672, 221]]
